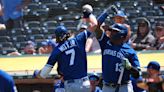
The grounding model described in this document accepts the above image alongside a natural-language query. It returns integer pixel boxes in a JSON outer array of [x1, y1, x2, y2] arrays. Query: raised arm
[[95, 5, 115, 39]]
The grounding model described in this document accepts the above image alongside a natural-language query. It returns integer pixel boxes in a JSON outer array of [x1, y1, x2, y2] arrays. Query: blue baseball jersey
[[47, 30, 91, 80], [1, 0, 23, 21], [0, 70, 16, 92], [99, 32, 140, 83]]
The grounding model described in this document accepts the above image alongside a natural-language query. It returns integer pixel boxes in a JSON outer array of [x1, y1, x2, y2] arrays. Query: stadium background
[[0, 0, 163, 92]]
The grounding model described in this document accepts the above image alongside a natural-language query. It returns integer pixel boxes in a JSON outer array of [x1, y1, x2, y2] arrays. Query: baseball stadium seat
[[1, 42, 13, 48], [12, 35, 28, 42], [10, 28, 26, 36], [24, 21, 41, 29], [0, 36, 11, 42], [26, 27, 43, 35]]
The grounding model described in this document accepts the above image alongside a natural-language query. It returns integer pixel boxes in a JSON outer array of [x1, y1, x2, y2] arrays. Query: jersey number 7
[[65, 49, 75, 66]]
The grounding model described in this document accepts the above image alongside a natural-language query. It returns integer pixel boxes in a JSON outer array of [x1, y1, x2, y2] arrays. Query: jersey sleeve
[[76, 30, 91, 44], [98, 32, 109, 49], [129, 50, 141, 69], [39, 48, 60, 78], [46, 47, 60, 67]]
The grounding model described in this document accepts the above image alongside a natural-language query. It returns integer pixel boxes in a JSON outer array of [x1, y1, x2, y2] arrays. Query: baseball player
[[93, 6, 141, 92], [34, 25, 94, 92], [112, 8, 145, 92], [0, 69, 17, 92], [137, 61, 164, 92]]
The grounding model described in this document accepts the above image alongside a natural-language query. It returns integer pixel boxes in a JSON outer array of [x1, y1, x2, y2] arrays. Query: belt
[[66, 76, 89, 84], [67, 79, 75, 83], [104, 81, 130, 88]]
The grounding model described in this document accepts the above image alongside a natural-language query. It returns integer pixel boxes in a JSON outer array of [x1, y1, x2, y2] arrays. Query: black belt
[[66, 77, 88, 84], [104, 81, 129, 88], [67, 79, 75, 83]]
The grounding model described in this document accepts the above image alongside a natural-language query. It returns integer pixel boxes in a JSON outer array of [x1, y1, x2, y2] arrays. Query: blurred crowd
[[0, 0, 163, 56]]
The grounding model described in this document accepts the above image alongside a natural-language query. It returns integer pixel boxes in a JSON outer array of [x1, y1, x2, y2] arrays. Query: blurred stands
[[0, 0, 163, 55]]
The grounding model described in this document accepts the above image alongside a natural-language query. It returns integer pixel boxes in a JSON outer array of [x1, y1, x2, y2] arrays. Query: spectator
[[89, 72, 102, 92], [131, 18, 155, 50], [137, 61, 164, 92], [85, 33, 101, 53], [7, 49, 22, 56], [78, 24, 101, 53], [147, 21, 164, 50], [23, 40, 36, 55], [0, 69, 17, 92], [112, 10, 132, 43], [38, 39, 57, 55], [0, 0, 31, 30]]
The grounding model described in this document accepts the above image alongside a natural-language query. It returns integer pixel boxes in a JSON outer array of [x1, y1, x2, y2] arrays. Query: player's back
[[54, 30, 91, 80]]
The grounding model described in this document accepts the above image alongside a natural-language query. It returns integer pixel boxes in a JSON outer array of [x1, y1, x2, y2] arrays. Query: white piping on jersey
[[84, 30, 88, 40], [107, 41, 112, 46], [40, 64, 53, 78], [98, 31, 105, 41]]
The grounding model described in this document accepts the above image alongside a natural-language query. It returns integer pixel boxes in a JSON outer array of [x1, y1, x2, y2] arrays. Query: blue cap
[[89, 73, 100, 81], [146, 61, 160, 71], [115, 10, 127, 18]]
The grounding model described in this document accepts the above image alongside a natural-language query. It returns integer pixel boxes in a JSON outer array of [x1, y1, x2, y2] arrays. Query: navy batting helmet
[[110, 23, 128, 40], [55, 26, 70, 42]]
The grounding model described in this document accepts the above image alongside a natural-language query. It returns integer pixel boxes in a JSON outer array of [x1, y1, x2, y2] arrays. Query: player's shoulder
[[76, 30, 91, 38], [122, 43, 136, 53], [122, 43, 131, 49], [0, 70, 13, 82]]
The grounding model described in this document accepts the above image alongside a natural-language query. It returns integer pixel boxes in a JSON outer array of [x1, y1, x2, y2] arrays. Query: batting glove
[[103, 5, 117, 14], [122, 58, 132, 70], [82, 4, 93, 18], [33, 70, 40, 78]]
